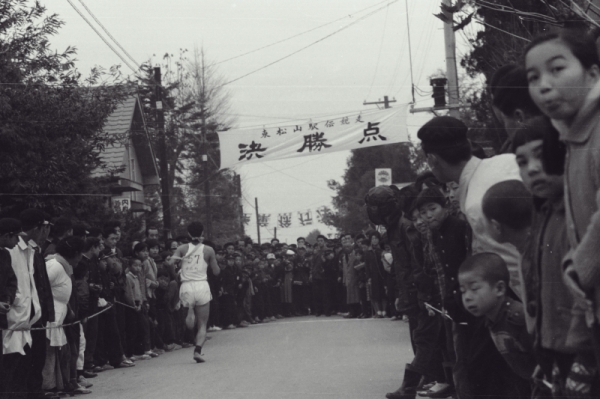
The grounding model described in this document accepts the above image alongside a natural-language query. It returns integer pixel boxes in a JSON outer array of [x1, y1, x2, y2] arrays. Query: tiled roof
[[91, 97, 137, 178]]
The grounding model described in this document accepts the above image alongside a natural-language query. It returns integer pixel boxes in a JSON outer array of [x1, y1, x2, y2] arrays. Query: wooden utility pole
[[255, 197, 261, 244], [363, 95, 397, 109], [234, 173, 244, 236], [201, 112, 212, 240], [274, 227, 277, 240], [154, 67, 172, 241], [442, 0, 460, 118], [410, 0, 464, 115]]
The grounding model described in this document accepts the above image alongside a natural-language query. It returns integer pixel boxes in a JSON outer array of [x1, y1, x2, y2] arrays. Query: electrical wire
[[76, 0, 140, 68], [221, 0, 399, 87], [365, 2, 391, 100], [65, 0, 138, 74], [405, 0, 415, 104], [214, 0, 392, 66], [473, 17, 530, 42]]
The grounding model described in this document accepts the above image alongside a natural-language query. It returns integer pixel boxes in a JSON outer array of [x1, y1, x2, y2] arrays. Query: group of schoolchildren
[[372, 27, 600, 399]]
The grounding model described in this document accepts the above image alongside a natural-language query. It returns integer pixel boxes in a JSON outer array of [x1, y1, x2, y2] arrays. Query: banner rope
[[0, 300, 139, 332]]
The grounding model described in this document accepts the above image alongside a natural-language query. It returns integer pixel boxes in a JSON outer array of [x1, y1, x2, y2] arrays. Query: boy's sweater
[[124, 272, 142, 307]]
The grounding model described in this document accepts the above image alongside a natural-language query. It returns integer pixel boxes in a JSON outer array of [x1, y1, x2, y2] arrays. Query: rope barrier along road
[[0, 302, 118, 332]]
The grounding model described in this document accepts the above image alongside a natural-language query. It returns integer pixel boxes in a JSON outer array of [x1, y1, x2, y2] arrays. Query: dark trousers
[[0, 348, 31, 399], [333, 283, 346, 314], [83, 313, 99, 369], [453, 318, 531, 399], [208, 297, 220, 328], [292, 285, 309, 314], [96, 305, 124, 366], [410, 310, 445, 381], [156, 308, 175, 345], [125, 308, 150, 357], [65, 325, 80, 385], [311, 279, 332, 316], [0, 329, 46, 399], [269, 286, 281, 316], [253, 286, 266, 320], [219, 294, 237, 327]]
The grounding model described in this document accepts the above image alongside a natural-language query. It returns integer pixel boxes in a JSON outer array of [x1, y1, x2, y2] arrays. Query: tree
[[0, 0, 131, 218], [305, 229, 323, 245], [137, 47, 240, 243], [323, 142, 425, 234]]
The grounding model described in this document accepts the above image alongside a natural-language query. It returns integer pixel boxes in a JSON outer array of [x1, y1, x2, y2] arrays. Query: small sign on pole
[[375, 168, 392, 186]]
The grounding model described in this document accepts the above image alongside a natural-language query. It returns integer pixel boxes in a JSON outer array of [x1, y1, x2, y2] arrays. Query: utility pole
[[201, 112, 212, 240], [274, 227, 277, 240], [363, 95, 397, 109], [255, 197, 261, 244], [410, 0, 463, 115], [442, 0, 460, 118], [234, 173, 244, 236], [154, 67, 172, 241]]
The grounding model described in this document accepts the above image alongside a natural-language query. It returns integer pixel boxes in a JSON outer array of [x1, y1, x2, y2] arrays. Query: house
[[91, 95, 160, 214]]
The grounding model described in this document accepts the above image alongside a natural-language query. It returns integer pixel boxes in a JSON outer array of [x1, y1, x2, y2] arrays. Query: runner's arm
[[167, 245, 187, 266]]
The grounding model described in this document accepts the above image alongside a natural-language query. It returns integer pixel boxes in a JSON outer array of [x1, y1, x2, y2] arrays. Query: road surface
[[89, 315, 413, 399]]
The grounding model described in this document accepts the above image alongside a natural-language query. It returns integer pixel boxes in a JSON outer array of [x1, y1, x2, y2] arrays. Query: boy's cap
[[99, 252, 116, 261], [266, 253, 276, 260], [226, 254, 236, 260], [20, 209, 52, 227], [0, 218, 22, 235], [286, 250, 295, 256], [413, 187, 446, 212]]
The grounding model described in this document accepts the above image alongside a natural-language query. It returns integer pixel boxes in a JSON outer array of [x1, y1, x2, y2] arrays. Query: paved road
[[88, 316, 413, 399]]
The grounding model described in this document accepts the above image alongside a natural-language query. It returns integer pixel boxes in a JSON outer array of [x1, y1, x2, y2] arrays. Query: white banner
[[217, 105, 409, 170]]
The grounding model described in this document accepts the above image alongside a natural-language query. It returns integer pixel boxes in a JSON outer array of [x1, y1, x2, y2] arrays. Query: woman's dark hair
[[524, 28, 600, 69], [56, 236, 85, 259], [133, 242, 148, 254]]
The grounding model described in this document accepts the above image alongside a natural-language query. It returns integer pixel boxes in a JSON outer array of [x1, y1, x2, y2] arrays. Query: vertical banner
[[217, 106, 409, 170], [278, 213, 292, 228], [375, 168, 392, 186]]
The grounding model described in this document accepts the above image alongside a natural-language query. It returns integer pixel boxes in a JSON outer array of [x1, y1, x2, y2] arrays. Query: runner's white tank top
[[180, 243, 208, 282]]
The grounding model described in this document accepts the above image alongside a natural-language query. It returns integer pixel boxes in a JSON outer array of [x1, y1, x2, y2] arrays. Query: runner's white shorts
[[179, 280, 212, 307]]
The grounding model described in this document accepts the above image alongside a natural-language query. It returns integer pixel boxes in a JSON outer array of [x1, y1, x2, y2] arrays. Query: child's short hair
[[511, 116, 565, 176], [133, 242, 148, 254], [459, 253, 509, 287], [482, 180, 532, 231], [414, 187, 446, 211]]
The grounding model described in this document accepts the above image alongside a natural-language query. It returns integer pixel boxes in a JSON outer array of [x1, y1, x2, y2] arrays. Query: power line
[[214, 0, 393, 66], [365, 2, 391, 100], [65, 0, 138, 74], [76, 0, 140, 68], [221, 0, 399, 87]]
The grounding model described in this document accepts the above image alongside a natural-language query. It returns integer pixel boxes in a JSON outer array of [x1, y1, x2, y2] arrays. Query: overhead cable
[[221, 0, 399, 87]]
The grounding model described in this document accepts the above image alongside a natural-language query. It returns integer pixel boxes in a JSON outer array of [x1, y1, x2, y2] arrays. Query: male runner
[[168, 222, 220, 363]]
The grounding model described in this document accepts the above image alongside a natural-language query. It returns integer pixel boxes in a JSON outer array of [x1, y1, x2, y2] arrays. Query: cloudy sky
[[45, 0, 477, 243]]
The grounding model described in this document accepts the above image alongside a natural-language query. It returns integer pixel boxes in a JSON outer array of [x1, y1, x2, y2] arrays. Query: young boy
[[458, 253, 537, 383], [124, 258, 147, 359]]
